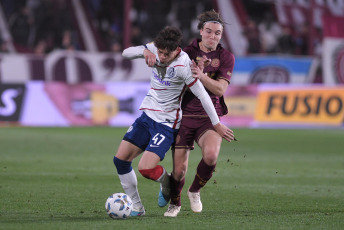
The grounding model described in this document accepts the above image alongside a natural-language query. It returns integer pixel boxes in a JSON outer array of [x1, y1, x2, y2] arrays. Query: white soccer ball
[[105, 193, 133, 219]]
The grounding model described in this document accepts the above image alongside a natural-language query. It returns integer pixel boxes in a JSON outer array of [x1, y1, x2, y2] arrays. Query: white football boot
[[187, 189, 202, 212], [164, 204, 181, 217]]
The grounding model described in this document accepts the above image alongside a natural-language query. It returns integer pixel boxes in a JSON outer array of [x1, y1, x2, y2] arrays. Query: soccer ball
[[105, 193, 133, 219]]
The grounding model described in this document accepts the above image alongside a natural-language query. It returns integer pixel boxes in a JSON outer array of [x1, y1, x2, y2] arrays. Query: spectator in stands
[[277, 26, 296, 54], [243, 19, 262, 54], [140, 0, 172, 44], [52, 1, 77, 50], [130, 0, 149, 43], [8, 6, 34, 49], [1, 0, 26, 20], [33, 39, 48, 54], [109, 39, 122, 52], [294, 23, 309, 55], [60, 30, 79, 51], [175, 0, 197, 47], [258, 12, 281, 53], [105, 23, 122, 51], [31, 0, 54, 50], [131, 23, 143, 46], [94, 0, 123, 48]]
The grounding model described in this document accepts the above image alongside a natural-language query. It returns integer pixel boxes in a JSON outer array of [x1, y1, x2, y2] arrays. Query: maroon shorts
[[174, 116, 215, 150]]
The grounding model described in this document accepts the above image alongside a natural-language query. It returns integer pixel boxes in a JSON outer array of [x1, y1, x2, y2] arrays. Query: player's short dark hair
[[197, 9, 224, 30], [154, 26, 182, 52]]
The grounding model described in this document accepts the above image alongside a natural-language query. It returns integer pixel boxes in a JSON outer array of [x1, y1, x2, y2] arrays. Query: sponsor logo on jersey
[[153, 72, 171, 86]]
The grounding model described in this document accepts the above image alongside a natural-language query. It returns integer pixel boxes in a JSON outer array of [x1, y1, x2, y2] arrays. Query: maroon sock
[[170, 176, 185, 206], [189, 158, 216, 193]]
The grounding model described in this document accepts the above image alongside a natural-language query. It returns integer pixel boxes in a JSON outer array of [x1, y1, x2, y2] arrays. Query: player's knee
[[203, 154, 218, 166], [203, 148, 219, 165], [113, 156, 132, 175], [173, 166, 187, 181]]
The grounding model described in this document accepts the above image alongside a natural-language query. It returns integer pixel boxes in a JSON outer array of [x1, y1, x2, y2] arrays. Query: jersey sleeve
[[146, 42, 156, 52], [122, 45, 145, 59], [218, 51, 235, 82], [122, 42, 156, 59], [188, 80, 220, 125], [178, 55, 194, 85]]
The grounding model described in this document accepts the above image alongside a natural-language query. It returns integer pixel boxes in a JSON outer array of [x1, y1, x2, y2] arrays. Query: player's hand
[[144, 49, 156, 67], [213, 123, 235, 142], [191, 60, 204, 80], [197, 55, 211, 71]]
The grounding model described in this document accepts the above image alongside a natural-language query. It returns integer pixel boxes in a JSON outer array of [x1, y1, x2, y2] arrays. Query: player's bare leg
[[188, 130, 222, 212]]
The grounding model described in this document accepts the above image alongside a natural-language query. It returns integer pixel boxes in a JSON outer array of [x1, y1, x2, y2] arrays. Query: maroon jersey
[[182, 39, 235, 116]]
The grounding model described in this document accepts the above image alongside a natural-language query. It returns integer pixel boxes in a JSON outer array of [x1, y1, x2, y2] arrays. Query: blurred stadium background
[[0, 0, 343, 128], [1, 1, 344, 229]]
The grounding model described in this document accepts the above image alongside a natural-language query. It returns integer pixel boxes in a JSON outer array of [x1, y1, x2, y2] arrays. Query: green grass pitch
[[0, 127, 343, 229]]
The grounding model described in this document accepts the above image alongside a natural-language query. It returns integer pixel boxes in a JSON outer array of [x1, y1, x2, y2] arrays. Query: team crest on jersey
[[211, 58, 220, 68], [166, 67, 176, 78]]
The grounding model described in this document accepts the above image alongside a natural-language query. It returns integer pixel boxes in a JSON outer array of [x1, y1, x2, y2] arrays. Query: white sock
[[118, 169, 143, 210]]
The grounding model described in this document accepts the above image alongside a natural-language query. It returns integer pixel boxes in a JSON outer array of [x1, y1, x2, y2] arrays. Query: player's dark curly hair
[[197, 9, 224, 30], [154, 26, 182, 52]]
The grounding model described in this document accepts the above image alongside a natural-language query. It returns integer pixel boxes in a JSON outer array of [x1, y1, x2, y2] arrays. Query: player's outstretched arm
[[122, 45, 156, 67], [122, 45, 146, 59], [189, 80, 234, 142]]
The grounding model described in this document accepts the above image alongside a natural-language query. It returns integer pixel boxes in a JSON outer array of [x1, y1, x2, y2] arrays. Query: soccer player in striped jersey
[[164, 10, 236, 217], [113, 26, 235, 216]]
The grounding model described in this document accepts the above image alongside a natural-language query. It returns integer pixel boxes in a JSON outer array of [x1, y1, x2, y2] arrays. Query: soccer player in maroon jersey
[[164, 10, 235, 217]]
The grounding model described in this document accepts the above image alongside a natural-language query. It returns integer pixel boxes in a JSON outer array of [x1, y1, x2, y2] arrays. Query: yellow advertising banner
[[255, 87, 344, 125]]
